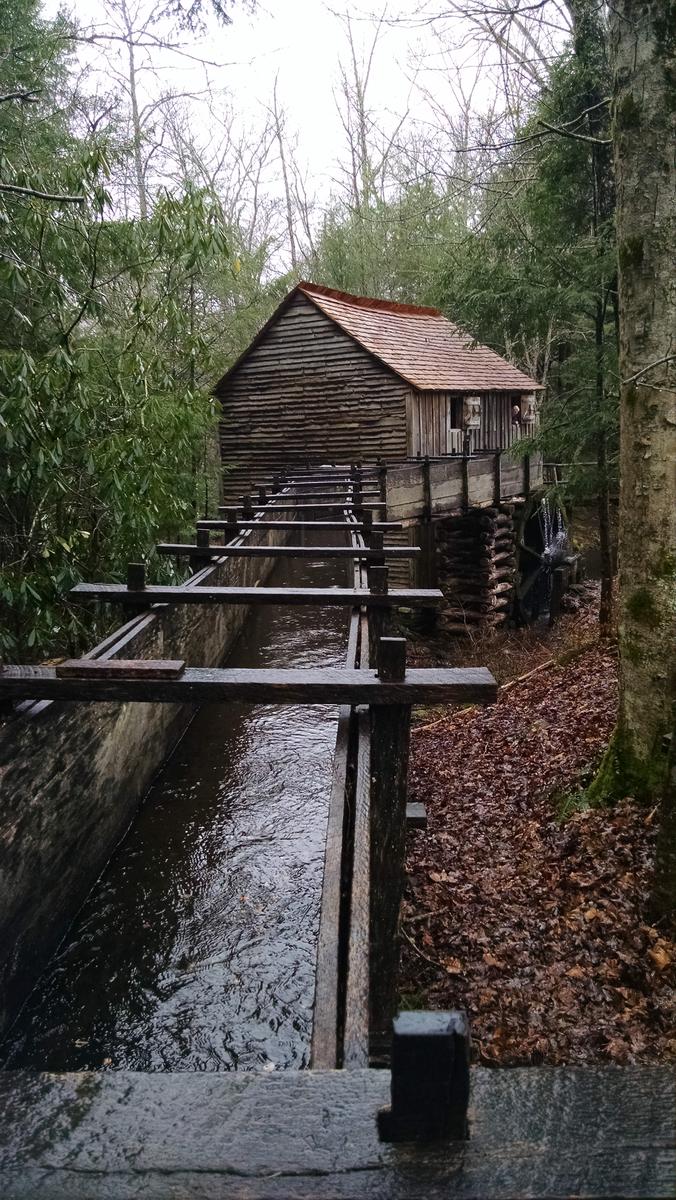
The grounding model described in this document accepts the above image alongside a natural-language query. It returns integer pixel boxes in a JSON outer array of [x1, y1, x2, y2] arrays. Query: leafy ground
[[399, 625, 676, 1066]]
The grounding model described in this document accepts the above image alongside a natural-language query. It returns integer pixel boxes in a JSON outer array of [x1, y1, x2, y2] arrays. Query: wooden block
[[55, 659, 186, 679], [406, 802, 427, 830]]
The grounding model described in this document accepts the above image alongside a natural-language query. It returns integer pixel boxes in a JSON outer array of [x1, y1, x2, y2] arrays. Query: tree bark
[[591, 3, 676, 820]]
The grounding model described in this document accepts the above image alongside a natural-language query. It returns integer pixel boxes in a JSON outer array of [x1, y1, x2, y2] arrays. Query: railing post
[[367, 565, 388, 663], [378, 458, 388, 505], [126, 563, 145, 591], [378, 1011, 470, 1142], [461, 439, 470, 513], [258, 485, 267, 506], [493, 450, 502, 505], [241, 494, 254, 520], [225, 507, 238, 537], [369, 636, 411, 1038], [194, 528, 212, 568]]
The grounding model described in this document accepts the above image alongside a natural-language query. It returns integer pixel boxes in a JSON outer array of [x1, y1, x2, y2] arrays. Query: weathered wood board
[[0, 665, 498, 705]]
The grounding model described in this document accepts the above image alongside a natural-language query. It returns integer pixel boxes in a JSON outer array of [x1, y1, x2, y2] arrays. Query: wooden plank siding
[[406, 390, 528, 457], [217, 293, 409, 501]]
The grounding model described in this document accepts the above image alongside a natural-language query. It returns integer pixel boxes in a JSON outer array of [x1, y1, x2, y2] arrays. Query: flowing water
[[2, 540, 349, 1072]]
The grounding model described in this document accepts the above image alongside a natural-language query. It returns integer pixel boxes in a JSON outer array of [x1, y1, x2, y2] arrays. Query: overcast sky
[[51, 0, 476, 193]]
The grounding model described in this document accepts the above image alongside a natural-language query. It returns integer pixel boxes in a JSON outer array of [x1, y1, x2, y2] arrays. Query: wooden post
[[422, 456, 431, 521], [258, 485, 267, 506], [493, 451, 502, 505], [378, 1011, 470, 1142], [194, 528, 211, 568], [368, 528, 384, 559], [378, 458, 388, 505], [225, 507, 238, 536], [549, 565, 566, 628], [367, 565, 388, 664], [524, 453, 531, 497], [461, 439, 470, 513], [369, 636, 411, 1037], [127, 563, 145, 591], [241, 494, 254, 519]]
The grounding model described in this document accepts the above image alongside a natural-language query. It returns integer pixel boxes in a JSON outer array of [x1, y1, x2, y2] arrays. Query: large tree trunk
[[591, 4, 676, 820]]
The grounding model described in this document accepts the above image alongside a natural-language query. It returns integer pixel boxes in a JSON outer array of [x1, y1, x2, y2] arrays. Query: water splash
[[540, 497, 568, 565]]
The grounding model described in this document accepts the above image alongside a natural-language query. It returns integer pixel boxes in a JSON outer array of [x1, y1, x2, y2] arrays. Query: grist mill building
[[214, 281, 545, 633], [214, 281, 541, 500]]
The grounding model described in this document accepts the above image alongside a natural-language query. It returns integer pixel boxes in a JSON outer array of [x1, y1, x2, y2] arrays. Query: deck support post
[[378, 1011, 470, 1142], [369, 636, 411, 1039], [367, 565, 389, 662], [194, 528, 212, 568]]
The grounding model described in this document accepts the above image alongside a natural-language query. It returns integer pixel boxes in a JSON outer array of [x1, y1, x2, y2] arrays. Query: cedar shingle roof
[[214, 281, 541, 395], [297, 282, 541, 393]]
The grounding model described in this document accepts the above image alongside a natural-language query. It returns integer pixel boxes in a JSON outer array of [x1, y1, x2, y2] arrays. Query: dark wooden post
[[369, 636, 411, 1037], [493, 451, 502, 505], [241, 494, 254, 520], [367, 565, 388, 663], [378, 1011, 470, 1142], [549, 565, 566, 628], [461, 438, 470, 513], [378, 458, 388, 505], [127, 563, 145, 591], [224, 507, 238, 537], [368, 529, 385, 565], [524, 453, 531, 497], [194, 528, 211, 568], [258, 485, 267, 506]]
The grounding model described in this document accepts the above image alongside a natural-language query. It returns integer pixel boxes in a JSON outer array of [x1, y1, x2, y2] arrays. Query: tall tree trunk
[[591, 4, 676, 825], [595, 298, 613, 635]]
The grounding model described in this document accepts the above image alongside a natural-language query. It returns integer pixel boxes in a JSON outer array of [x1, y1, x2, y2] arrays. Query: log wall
[[217, 294, 409, 501], [436, 506, 522, 636]]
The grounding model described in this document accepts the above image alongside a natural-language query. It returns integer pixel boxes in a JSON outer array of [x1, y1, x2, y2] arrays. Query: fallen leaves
[[399, 642, 676, 1067]]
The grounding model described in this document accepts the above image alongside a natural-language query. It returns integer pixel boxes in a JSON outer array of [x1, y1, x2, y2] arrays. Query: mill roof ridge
[[214, 281, 542, 395], [296, 280, 443, 318]]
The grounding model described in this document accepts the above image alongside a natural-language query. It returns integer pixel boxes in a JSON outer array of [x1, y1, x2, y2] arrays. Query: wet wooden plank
[[55, 659, 185, 679], [342, 707, 371, 1070], [0, 665, 498, 705], [1, 1065, 673, 1198], [311, 608, 361, 1071], [156, 544, 421, 560], [69, 584, 443, 608]]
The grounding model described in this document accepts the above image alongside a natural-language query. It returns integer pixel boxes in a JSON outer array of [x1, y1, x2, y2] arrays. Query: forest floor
[[399, 590, 676, 1066]]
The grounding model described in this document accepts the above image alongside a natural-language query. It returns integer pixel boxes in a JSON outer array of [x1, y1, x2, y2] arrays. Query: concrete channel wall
[[0, 523, 286, 1037]]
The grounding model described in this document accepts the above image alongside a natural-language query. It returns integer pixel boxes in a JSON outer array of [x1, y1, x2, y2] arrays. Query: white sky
[[53, 0, 455, 193]]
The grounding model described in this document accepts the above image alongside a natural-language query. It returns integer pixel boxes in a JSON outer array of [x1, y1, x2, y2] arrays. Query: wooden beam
[[195, 520, 402, 532], [0, 664, 498, 705], [70, 584, 444, 608], [156, 544, 422, 560], [233, 502, 388, 512], [55, 658, 185, 679]]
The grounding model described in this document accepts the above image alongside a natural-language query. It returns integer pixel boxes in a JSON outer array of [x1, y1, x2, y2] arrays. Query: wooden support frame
[[156, 544, 421, 562], [0, 664, 498, 705], [196, 520, 402, 533], [70, 584, 443, 608]]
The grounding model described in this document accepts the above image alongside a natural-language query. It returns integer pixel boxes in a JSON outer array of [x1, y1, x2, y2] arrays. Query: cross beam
[[196, 520, 400, 532], [155, 544, 420, 561], [0, 664, 497, 705], [70, 584, 443, 608]]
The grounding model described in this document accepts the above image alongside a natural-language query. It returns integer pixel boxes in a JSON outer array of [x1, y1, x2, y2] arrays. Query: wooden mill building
[[214, 282, 541, 499]]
